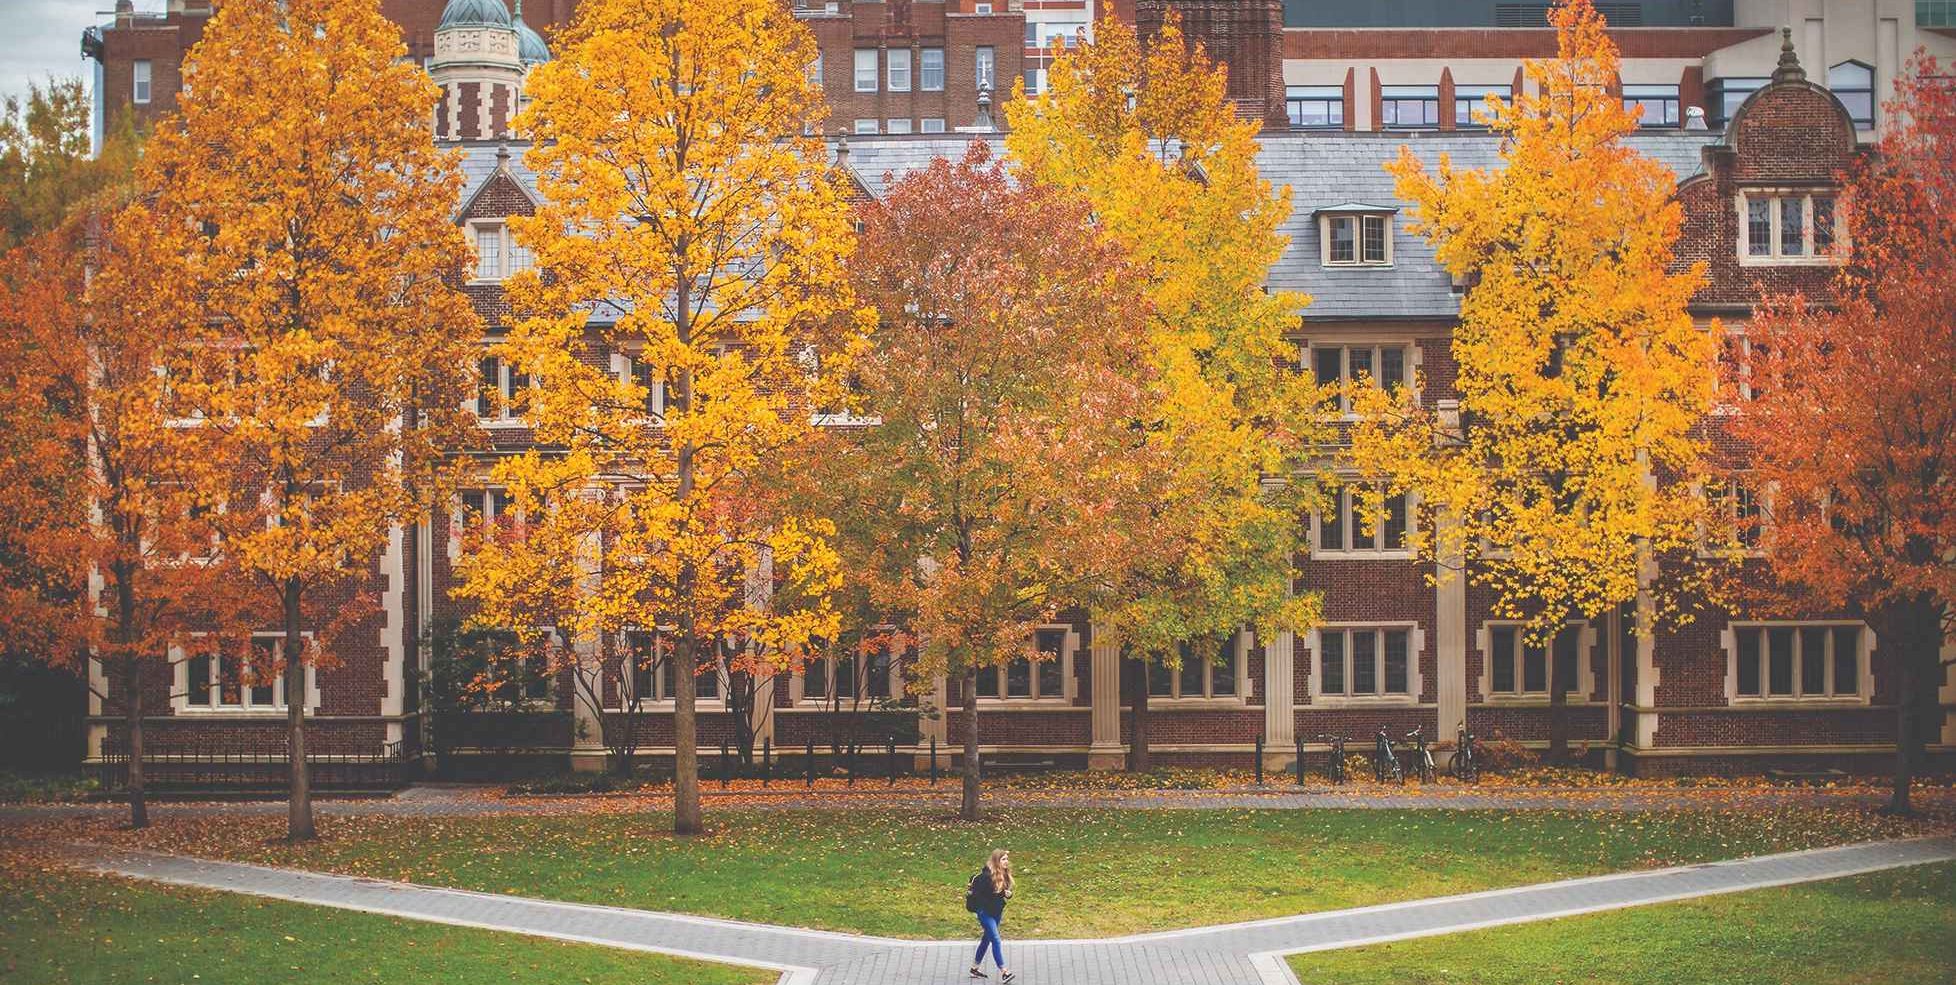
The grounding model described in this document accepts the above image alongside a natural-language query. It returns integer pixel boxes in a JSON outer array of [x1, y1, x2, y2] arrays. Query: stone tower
[[429, 0, 524, 141], [1134, 0, 1288, 132]]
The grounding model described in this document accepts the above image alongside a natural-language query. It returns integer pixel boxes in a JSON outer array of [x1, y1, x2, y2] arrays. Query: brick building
[[78, 0, 1955, 781]]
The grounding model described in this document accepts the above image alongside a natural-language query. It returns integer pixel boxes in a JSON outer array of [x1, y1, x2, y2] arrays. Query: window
[[853, 119, 879, 135], [133, 60, 152, 104], [885, 118, 913, 134], [183, 636, 290, 711], [1720, 331, 1770, 403], [1705, 476, 1768, 551], [1924, 0, 1956, 26], [625, 630, 673, 703], [1315, 485, 1410, 555], [616, 353, 667, 417], [1380, 85, 1440, 128], [1317, 627, 1414, 698], [1622, 84, 1680, 127], [854, 49, 877, 92], [1146, 633, 1242, 700], [1320, 213, 1392, 266], [920, 48, 944, 91], [975, 47, 995, 92], [887, 48, 912, 92], [1485, 623, 1587, 698], [1739, 191, 1841, 262], [1827, 61, 1874, 128], [1730, 623, 1865, 701], [1453, 84, 1509, 129], [1287, 85, 1344, 129], [470, 222, 529, 281], [474, 353, 529, 420], [812, 639, 895, 703], [920, 118, 946, 134], [1024, 67, 1047, 95], [976, 627, 1071, 701], [808, 54, 823, 88], [1310, 342, 1410, 410], [1708, 77, 1767, 126]]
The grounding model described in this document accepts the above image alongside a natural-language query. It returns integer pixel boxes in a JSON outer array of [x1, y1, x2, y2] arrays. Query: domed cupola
[[513, 0, 551, 66], [438, 0, 513, 30], [429, 0, 523, 141]]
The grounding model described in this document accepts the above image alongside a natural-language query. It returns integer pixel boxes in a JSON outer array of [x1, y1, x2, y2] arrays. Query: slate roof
[[453, 127, 1722, 324], [457, 142, 541, 215]]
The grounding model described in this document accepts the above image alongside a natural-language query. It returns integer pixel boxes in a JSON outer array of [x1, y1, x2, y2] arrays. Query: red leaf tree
[[1731, 59, 1956, 814]]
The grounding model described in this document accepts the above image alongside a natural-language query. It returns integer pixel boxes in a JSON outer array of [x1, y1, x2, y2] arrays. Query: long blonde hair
[[985, 848, 1014, 894]]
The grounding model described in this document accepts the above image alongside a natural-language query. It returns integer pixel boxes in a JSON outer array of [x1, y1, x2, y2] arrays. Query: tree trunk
[[1127, 656, 1152, 773], [125, 656, 147, 829], [1883, 597, 1939, 817], [284, 577, 315, 841], [1547, 675, 1569, 764], [673, 631, 701, 835], [960, 664, 981, 821]]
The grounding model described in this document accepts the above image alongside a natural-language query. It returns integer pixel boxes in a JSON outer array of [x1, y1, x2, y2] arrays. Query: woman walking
[[965, 848, 1015, 981]]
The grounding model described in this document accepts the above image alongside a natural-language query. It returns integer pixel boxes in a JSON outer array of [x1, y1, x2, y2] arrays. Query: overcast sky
[[2, 0, 119, 108]]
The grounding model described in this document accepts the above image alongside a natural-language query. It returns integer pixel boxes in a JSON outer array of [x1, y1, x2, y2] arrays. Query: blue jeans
[[973, 911, 1004, 968]]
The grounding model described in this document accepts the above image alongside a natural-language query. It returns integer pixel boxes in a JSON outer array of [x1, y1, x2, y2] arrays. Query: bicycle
[[1373, 726, 1403, 784], [1451, 722, 1480, 784], [1404, 726, 1435, 784], [1314, 732, 1349, 785]]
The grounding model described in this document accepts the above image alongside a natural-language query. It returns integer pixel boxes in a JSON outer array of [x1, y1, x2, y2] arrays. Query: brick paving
[[60, 836, 1956, 985]]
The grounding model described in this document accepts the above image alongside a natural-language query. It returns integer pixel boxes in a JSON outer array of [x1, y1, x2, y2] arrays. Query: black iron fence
[[93, 735, 413, 793]]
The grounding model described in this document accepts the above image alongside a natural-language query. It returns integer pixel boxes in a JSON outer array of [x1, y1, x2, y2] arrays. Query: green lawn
[[1291, 861, 1956, 985], [95, 805, 1935, 939], [0, 863, 769, 985]]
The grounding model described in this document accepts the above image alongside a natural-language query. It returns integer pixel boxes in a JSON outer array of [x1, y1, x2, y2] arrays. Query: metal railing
[[94, 735, 412, 793]]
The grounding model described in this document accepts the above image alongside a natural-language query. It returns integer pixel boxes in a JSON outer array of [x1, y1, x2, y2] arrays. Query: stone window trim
[[1317, 210, 1395, 267], [974, 623, 1080, 706], [613, 627, 732, 711], [1736, 188, 1845, 267], [1722, 620, 1874, 705], [790, 631, 904, 707], [1474, 619, 1599, 706], [1142, 630, 1252, 708], [170, 632, 321, 715], [1311, 479, 1416, 560], [1694, 474, 1775, 559], [472, 346, 533, 426], [1305, 622, 1425, 708], [607, 350, 669, 423], [466, 219, 530, 284]]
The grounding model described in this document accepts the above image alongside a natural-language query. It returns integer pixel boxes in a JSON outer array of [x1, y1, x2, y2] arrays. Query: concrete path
[[59, 836, 1956, 985]]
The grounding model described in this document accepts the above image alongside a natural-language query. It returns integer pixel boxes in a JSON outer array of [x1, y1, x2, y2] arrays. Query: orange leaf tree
[[1731, 58, 1956, 814], [1346, 0, 1717, 760], [831, 144, 1163, 820], [1004, 15, 1323, 771], [136, 0, 480, 840], [456, 0, 862, 835]]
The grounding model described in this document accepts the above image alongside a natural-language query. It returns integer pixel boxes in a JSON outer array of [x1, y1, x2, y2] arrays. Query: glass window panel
[[1382, 493, 1408, 550], [1553, 626, 1581, 697], [1353, 630, 1378, 694], [1320, 631, 1345, 695], [630, 633, 660, 699], [1767, 627, 1795, 695], [1329, 216, 1355, 262], [1210, 636, 1236, 696], [1384, 629, 1409, 694], [188, 653, 212, 705], [1799, 627, 1829, 695], [1491, 626, 1516, 693], [1747, 198, 1772, 256], [1832, 627, 1860, 694], [1381, 346, 1406, 390], [1035, 630, 1064, 697], [1178, 641, 1206, 696], [866, 645, 893, 699], [853, 49, 877, 91], [249, 639, 277, 706], [1362, 215, 1387, 262], [920, 48, 944, 91], [1006, 658, 1031, 697], [1286, 85, 1344, 128], [1348, 346, 1373, 382], [1737, 627, 1761, 695], [1147, 660, 1173, 697], [836, 654, 859, 698], [218, 653, 242, 706], [1313, 346, 1343, 387], [974, 47, 994, 91], [1320, 490, 1346, 552], [886, 48, 911, 92], [1522, 641, 1547, 693], [1813, 196, 1836, 254], [974, 660, 997, 697], [1780, 197, 1806, 255]]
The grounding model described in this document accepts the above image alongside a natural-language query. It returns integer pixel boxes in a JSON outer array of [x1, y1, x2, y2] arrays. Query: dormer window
[[1316, 204, 1396, 267], [1739, 190, 1841, 264], [470, 220, 530, 282], [1826, 61, 1874, 129]]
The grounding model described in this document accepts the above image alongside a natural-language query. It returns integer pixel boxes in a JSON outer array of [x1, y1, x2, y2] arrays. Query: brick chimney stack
[[1134, 0, 1288, 132]]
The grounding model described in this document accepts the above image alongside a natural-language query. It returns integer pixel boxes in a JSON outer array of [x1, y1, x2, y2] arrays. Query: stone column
[[1088, 622, 1125, 770], [1262, 629, 1296, 771], [569, 504, 608, 773], [1433, 400, 1468, 765]]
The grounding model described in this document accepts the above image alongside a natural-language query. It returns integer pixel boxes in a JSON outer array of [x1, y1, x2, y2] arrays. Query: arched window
[[1827, 61, 1874, 129]]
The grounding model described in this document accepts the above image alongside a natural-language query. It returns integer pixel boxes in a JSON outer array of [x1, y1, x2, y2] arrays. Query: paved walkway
[[59, 836, 1956, 985], [7, 779, 1948, 821]]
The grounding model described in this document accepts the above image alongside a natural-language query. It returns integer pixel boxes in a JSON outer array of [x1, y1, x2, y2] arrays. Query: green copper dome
[[438, 0, 512, 31], [515, 19, 551, 64]]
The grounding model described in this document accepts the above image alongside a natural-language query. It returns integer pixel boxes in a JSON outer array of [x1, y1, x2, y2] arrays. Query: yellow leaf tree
[[1005, 14, 1322, 770], [139, 0, 481, 840], [1346, 0, 1716, 760], [457, 0, 861, 836]]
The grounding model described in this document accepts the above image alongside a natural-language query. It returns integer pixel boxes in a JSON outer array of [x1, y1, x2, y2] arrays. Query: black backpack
[[964, 871, 986, 913]]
